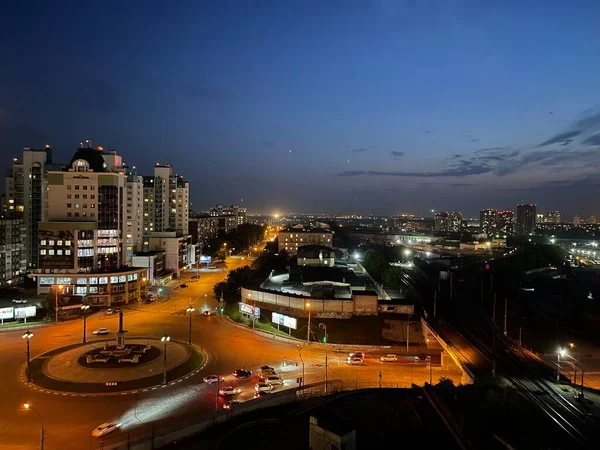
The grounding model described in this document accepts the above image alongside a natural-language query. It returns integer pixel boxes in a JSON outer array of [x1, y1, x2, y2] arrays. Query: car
[[415, 354, 428, 362], [191, 275, 199, 280], [258, 369, 277, 380], [179, 283, 188, 288], [380, 354, 398, 363], [91, 421, 120, 437], [347, 357, 363, 365], [254, 390, 271, 398], [254, 382, 274, 393], [232, 369, 252, 379], [349, 351, 366, 360], [92, 328, 110, 335], [208, 265, 217, 269], [114, 307, 121, 313], [219, 386, 241, 396], [259, 365, 274, 371], [144, 299, 153, 304], [265, 375, 284, 385], [203, 375, 224, 384], [203, 310, 212, 316], [223, 400, 241, 410]]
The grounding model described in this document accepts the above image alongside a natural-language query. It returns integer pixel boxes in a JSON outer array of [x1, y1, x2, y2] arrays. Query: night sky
[[2, 1, 600, 217]]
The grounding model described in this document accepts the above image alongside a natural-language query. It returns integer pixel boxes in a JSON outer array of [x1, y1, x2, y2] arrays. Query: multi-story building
[[590, 216, 597, 225], [0, 213, 26, 287], [516, 204, 536, 235], [547, 210, 561, 223], [496, 210, 514, 235], [142, 165, 189, 251], [278, 226, 333, 255], [572, 215, 581, 226], [124, 166, 144, 264], [209, 205, 247, 227], [434, 212, 463, 233], [188, 216, 219, 246], [148, 231, 194, 275], [479, 209, 497, 236], [536, 213, 545, 223]]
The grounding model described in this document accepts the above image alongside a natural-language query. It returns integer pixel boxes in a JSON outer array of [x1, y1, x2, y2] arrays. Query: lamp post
[[557, 348, 566, 383], [22, 330, 33, 382], [186, 306, 195, 345], [297, 344, 305, 387], [161, 333, 170, 385], [306, 302, 311, 343], [54, 284, 63, 323], [80, 304, 90, 344], [23, 403, 44, 450]]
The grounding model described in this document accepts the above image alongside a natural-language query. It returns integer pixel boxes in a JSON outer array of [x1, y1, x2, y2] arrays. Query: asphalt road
[[0, 256, 461, 450]]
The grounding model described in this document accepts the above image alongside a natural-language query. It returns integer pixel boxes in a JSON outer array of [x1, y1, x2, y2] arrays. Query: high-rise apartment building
[[0, 213, 26, 287], [434, 211, 463, 233], [479, 209, 497, 236], [546, 210, 561, 223], [590, 216, 597, 225], [124, 166, 144, 264], [209, 204, 247, 227], [516, 204, 536, 235], [142, 165, 189, 251], [572, 215, 581, 226], [496, 210, 515, 235]]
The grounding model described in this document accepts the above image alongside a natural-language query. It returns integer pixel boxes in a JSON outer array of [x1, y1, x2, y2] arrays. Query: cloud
[[536, 131, 581, 147], [470, 138, 480, 143], [350, 148, 368, 152], [582, 134, 600, 146], [260, 140, 274, 147], [494, 148, 600, 176], [338, 160, 492, 178], [475, 146, 510, 154], [450, 154, 463, 159], [391, 151, 405, 158], [574, 110, 600, 131], [450, 183, 475, 187]]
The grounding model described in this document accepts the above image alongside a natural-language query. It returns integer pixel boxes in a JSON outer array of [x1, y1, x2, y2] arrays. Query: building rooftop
[[280, 227, 333, 234], [68, 147, 109, 172]]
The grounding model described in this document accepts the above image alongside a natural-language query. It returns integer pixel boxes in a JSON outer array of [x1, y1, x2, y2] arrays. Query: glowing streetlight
[[306, 302, 311, 343], [186, 306, 195, 345], [161, 333, 170, 385], [80, 304, 90, 343], [23, 402, 44, 449], [54, 284, 64, 323], [22, 330, 33, 382], [569, 342, 575, 349], [557, 348, 566, 383]]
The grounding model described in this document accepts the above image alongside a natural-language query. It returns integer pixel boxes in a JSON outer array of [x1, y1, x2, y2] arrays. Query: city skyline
[[2, 1, 600, 215]]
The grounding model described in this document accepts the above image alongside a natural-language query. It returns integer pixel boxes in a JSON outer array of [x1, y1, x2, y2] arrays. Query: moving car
[[179, 283, 188, 288], [219, 386, 241, 396], [208, 265, 217, 269], [203, 310, 212, 316], [349, 351, 365, 360], [232, 369, 252, 379], [259, 365, 274, 371], [203, 374, 224, 384], [91, 422, 120, 437], [380, 354, 398, 362], [223, 400, 241, 410], [106, 308, 113, 315], [415, 354, 428, 362], [347, 357, 363, 365], [254, 390, 271, 398], [92, 328, 110, 335], [265, 375, 284, 385], [258, 370, 277, 380], [254, 382, 273, 393], [12, 298, 27, 304]]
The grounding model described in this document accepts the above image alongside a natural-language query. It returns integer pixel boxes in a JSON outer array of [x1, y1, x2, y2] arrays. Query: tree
[[362, 250, 391, 281]]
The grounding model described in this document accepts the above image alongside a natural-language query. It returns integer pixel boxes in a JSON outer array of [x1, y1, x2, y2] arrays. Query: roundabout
[[24, 337, 205, 395]]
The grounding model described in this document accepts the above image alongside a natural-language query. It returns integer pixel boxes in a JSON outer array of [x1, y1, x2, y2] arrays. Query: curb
[[20, 341, 209, 397]]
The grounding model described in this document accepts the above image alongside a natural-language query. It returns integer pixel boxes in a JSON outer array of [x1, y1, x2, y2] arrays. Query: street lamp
[[161, 333, 170, 385], [23, 403, 44, 450], [306, 302, 311, 343], [22, 330, 33, 382], [186, 306, 195, 345], [80, 304, 90, 344], [54, 284, 63, 323], [557, 348, 566, 383]]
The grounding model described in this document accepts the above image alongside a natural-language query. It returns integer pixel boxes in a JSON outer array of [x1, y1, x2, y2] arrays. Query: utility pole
[[518, 326, 522, 346], [492, 292, 496, 325], [433, 288, 437, 319], [503, 297, 508, 336], [306, 302, 311, 343], [406, 315, 411, 352]]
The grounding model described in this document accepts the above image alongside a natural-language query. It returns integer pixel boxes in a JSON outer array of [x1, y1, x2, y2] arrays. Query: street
[[0, 256, 461, 450]]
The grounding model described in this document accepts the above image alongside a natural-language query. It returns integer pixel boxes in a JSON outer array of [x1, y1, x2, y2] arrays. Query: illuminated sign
[[0, 307, 14, 320], [199, 256, 212, 263], [272, 312, 297, 330], [239, 302, 260, 318], [14, 306, 36, 319]]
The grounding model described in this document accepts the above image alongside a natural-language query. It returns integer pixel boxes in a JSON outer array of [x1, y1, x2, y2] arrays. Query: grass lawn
[[0, 320, 45, 329], [223, 303, 292, 338]]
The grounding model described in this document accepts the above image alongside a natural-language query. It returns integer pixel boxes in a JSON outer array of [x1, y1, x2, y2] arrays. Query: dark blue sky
[[2, 0, 600, 217]]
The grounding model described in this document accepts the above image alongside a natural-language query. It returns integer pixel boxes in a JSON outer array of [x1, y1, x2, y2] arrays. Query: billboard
[[272, 312, 297, 330], [199, 256, 212, 263], [0, 307, 14, 320], [239, 302, 260, 318], [14, 306, 36, 319]]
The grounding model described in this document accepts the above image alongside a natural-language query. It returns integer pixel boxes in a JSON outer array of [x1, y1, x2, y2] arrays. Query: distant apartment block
[[516, 204, 536, 235], [495, 210, 514, 235], [434, 211, 463, 233], [0, 213, 26, 287], [278, 226, 333, 255], [479, 208, 497, 236]]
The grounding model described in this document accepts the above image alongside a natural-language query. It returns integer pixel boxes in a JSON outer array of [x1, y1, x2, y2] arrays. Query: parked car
[[203, 310, 212, 316], [92, 328, 110, 335], [380, 354, 398, 362], [179, 283, 188, 288], [259, 365, 274, 371], [190, 275, 199, 280], [203, 375, 224, 384], [219, 386, 241, 396], [91, 422, 120, 437], [265, 375, 284, 385], [254, 390, 271, 398], [349, 351, 366, 360], [258, 370, 277, 380], [114, 307, 121, 313], [12, 298, 27, 304], [232, 369, 252, 379], [347, 357, 363, 365], [223, 400, 241, 410], [254, 382, 273, 393]]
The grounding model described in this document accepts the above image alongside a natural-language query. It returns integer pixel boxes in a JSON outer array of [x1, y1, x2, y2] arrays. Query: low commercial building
[[132, 251, 168, 285], [147, 231, 196, 275], [297, 245, 335, 267]]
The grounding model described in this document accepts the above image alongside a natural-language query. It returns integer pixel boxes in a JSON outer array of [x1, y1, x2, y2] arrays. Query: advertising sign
[[199, 256, 212, 263], [239, 302, 260, 318], [14, 306, 36, 319], [272, 312, 297, 329], [0, 307, 14, 320]]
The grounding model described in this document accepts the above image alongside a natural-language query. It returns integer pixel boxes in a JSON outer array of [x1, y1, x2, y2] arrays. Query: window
[[65, 249, 71, 255], [67, 194, 72, 199], [65, 240, 71, 246], [57, 250, 63, 255], [75, 203, 79, 208], [48, 249, 55, 255], [75, 185, 79, 190], [90, 203, 95, 208], [91, 186, 95, 190], [40, 277, 55, 285], [110, 276, 119, 283], [77, 277, 87, 285], [89, 277, 98, 285], [67, 185, 71, 190], [57, 240, 63, 246], [40, 240, 47, 246], [99, 277, 108, 284], [83, 203, 87, 208], [40, 249, 46, 255], [75, 194, 80, 199], [48, 240, 54, 246], [91, 195, 95, 199], [89, 286, 98, 293], [56, 277, 72, 284], [67, 212, 72, 217], [83, 185, 88, 190], [67, 203, 71, 208], [83, 194, 87, 199], [74, 212, 79, 217], [90, 213, 95, 218]]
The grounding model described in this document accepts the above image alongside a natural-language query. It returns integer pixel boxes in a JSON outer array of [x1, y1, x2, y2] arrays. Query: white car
[[203, 375, 224, 384], [265, 375, 284, 385], [219, 386, 241, 396], [258, 370, 277, 380], [106, 308, 113, 315], [347, 357, 363, 365], [349, 351, 366, 360], [12, 298, 27, 304], [91, 421, 120, 437], [93, 328, 110, 335], [254, 382, 274, 393], [380, 354, 398, 363]]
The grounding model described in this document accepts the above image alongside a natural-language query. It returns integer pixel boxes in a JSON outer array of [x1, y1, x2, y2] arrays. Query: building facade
[[479, 209, 497, 236], [0, 214, 26, 287], [188, 216, 219, 245], [547, 210, 561, 223], [434, 212, 463, 233], [124, 167, 144, 264], [495, 210, 514, 235], [278, 227, 333, 255], [516, 204, 536, 235], [209, 205, 247, 227]]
